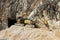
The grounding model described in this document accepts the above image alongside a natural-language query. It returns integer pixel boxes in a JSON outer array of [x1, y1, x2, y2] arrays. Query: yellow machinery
[[17, 17, 33, 25]]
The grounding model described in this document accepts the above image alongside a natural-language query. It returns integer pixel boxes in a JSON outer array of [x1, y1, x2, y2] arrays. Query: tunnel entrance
[[8, 18, 16, 27]]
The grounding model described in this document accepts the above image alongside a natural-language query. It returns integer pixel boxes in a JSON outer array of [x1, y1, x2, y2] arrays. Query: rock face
[[0, 0, 60, 30], [0, 25, 60, 40]]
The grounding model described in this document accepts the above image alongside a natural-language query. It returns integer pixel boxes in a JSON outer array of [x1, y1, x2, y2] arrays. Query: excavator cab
[[17, 17, 32, 25]]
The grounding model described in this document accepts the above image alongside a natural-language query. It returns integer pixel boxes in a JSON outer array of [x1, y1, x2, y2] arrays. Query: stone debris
[[47, 20, 60, 30], [0, 25, 60, 40]]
